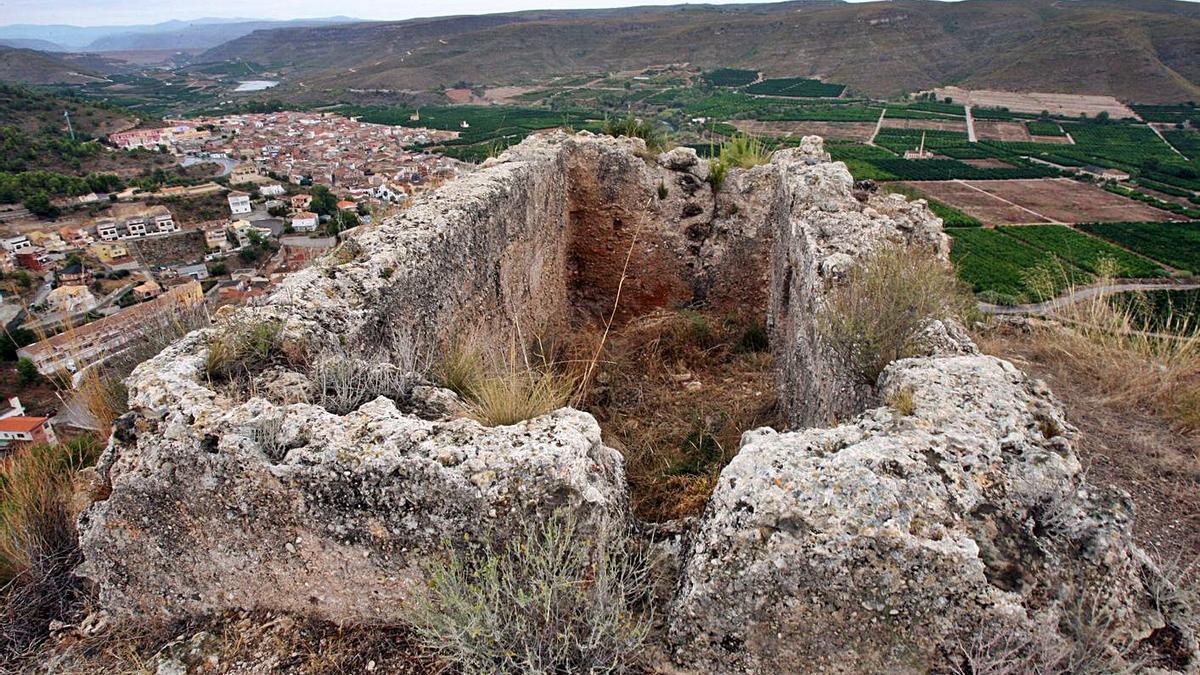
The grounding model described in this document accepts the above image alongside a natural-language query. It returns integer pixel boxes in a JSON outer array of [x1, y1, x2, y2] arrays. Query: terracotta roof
[[0, 417, 48, 433]]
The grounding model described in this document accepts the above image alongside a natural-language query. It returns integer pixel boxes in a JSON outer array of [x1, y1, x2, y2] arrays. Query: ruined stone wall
[[564, 140, 779, 323], [75, 132, 790, 624], [766, 138, 948, 427], [75, 133, 1197, 672]]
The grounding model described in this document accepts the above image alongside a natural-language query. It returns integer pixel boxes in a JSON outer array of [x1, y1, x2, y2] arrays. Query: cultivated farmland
[[1078, 221, 1200, 273], [997, 225, 1166, 278], [948, 227, 1087, 303], [932, 87, 1136, 119], [731, 120, 875, 142], [703, 69, 758, 87], [908, 181, 1049, 225], [745, 77, 845, 98], [915, 179, 1182, 225]]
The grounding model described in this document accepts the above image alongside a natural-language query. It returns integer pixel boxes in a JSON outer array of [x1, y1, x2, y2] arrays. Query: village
[[0, 110, 468, 442]]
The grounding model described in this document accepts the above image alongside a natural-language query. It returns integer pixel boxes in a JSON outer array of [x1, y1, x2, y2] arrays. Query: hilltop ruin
[[74, 132, 1196, 672]]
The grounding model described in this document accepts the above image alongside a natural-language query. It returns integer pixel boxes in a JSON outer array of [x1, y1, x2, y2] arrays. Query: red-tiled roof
[[0, 417, 48, 433]]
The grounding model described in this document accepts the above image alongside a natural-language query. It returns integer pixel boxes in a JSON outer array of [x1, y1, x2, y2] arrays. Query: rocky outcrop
[[75, 132, 1195, 672], [668, 353, 1193, 672]]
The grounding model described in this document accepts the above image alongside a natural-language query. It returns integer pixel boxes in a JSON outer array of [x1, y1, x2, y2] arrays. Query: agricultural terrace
[[996, 225, 1166, 278], [702, 69, 758, 87], [744, 77, 846, 98]]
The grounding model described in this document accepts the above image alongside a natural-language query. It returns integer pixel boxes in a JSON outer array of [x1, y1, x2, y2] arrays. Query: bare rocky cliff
[[74, 132, 1197, 672]]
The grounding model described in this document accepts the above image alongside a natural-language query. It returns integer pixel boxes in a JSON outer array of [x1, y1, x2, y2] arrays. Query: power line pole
[[64, 110, 76, 141]]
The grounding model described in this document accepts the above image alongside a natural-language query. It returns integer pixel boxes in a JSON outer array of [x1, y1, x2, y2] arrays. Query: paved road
[[980, 281, 1200, 316], [181, 155, 239, 177]]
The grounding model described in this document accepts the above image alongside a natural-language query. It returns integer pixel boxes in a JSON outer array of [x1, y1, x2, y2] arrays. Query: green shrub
[[15, 358, 38, 385], [601, 115, 667, 152], [718, 134, 771, 169], [737, 321, 769, 353], [404, 512, 652, 673], [706, 159, 728, 191]]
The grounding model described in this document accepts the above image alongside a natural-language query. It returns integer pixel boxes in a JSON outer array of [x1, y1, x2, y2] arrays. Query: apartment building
[[95, 206, 179, 241], [17, 281, 205, 376]]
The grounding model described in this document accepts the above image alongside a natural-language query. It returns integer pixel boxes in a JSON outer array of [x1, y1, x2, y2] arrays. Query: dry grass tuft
[[404, 511, 652, 674], [436, 336, 577, 427], [887, 386, 916, 416], [307, 338, 421, 416], [1023, 275, 1200, 432], [204, 317, 286, 383], [0, 438, 102, 659], [24, 610, 437, 674], [822, 242, 971, 384]]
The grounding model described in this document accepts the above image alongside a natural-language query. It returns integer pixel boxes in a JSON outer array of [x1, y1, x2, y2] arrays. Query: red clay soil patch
[[732, 120, 876, 142], [900, 181, 1041, 226], [964, 179, 1185, 224], [972, 120, 1032, 143], [1028, 134, 1072, 145], [1, 363, 62, 417], [979, 328, 1200, 561], [911, 179, 1184, 225], [961, 158, 1015, 169], [443, 88, 474, 104]]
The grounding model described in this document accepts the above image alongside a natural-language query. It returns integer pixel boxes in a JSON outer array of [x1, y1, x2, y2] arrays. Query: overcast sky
[[2, 0, 977, 27]]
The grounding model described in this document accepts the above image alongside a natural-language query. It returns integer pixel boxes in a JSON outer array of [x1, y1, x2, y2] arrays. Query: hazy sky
[[5, 0, 1199, 26], [5, 0, 974, 27]]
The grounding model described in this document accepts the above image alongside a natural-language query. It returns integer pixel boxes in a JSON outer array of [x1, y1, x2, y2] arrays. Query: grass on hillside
[[0, 437, 103, 658]]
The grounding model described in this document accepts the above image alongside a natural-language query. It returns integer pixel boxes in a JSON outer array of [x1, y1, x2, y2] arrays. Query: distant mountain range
[[0, 17, 360, 53], [197, 0, 1200, 104]]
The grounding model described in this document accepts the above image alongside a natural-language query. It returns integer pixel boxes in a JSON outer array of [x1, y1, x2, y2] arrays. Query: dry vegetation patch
[[572, 309, 779, 522], [977, 289, 1200, 559], [23, 610, 436, 674]]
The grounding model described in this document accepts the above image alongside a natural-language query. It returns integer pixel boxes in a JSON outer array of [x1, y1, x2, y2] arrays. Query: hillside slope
[[0, 84, 137, 138], [200, 0, 1200, 103], [0, 46, 105, 85]]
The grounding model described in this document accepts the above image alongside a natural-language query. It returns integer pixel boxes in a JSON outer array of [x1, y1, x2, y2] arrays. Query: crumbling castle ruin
[[76, 132, 1196, 672]]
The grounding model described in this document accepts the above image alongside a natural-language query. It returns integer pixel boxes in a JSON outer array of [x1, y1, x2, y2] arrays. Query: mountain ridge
[[199, 0, 1200, 103]]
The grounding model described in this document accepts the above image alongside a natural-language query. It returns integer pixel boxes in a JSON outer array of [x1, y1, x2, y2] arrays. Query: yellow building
[[90, 242, 129, 263]]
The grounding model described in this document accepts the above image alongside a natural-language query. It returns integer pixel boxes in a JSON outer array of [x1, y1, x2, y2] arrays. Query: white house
[[372, 183, 409, 204], [260, 184, 286, 197], [2, 235, 31, 254], [227, 191, 252, 216], [291, 211, 319, 233]]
